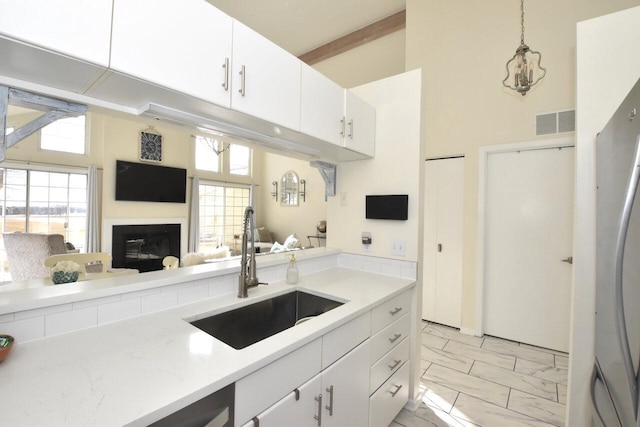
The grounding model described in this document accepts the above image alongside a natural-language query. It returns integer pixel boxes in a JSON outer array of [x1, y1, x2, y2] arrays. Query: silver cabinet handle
[[239, 65, 246, 96], [340, 117, 346, 137], [221, 58, 229, 91], [388, 359, 401, 371], [314, 394, 322, 426], [390, 384, 403, 397], [325, 385, 334, 416], [348, 119, 354, 139], [389, 307, 402, 316], [388, 333, 402, 344], [561, 256, 573, 264]]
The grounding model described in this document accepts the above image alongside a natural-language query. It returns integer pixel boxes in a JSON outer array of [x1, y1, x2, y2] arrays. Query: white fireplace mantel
[[102, 217, 189, 263]]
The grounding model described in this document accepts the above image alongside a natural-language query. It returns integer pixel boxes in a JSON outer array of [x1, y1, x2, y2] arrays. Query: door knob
[[561, 256, 573, 264]]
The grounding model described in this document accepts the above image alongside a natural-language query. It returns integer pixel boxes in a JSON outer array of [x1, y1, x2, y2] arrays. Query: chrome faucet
[[238, 206, 267, 298]]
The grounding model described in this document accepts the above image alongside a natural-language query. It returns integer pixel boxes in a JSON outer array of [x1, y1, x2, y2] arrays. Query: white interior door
[[422, 157, 464, 328], [484, 146, 574, 352]]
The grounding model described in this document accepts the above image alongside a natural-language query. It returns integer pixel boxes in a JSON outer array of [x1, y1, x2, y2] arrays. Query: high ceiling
[[206, 0, 406, 57]]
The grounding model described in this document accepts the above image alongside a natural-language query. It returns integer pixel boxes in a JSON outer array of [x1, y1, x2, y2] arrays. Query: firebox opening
[[112, 224, 180, 272]]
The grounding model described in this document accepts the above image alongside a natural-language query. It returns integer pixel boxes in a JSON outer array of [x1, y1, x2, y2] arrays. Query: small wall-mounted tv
[[365, 194, 409, 220], [115, 160, 187, 203]]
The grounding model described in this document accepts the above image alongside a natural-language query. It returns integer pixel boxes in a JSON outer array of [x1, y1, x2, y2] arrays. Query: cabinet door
[[422, 157, 464, 327], [344, 90, 376, 157], [111, 0, 233, 107], [243, 374, 321, 427], [0, 0, 112, 66], [321, 340, 370, 427], [231, 20, 301, 131], [300, 64, 344, 146]]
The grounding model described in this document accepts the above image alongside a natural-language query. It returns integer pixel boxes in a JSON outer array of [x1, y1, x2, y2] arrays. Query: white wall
[[327, 69, 423, 263], [571, 6, 640, 426]]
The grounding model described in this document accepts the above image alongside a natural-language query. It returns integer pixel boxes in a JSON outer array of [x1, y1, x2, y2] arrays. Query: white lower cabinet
[[237, 289, 414, 427], [242, 340, 370, 427], [369, 362, 410, 427]]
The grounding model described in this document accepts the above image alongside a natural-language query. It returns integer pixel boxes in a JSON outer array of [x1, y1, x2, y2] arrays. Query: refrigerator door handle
[[614, 136, 640, 417], [592, 360, 623, 427]]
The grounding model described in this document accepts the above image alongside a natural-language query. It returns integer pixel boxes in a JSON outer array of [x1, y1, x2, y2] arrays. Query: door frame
[[474, 136, 575, 337]]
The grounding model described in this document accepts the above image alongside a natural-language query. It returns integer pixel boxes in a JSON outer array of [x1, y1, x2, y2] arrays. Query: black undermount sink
[[190, 291, 344, 350]]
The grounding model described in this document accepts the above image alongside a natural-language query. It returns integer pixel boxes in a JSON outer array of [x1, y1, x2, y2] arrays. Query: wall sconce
[[271, 181, 278, 201], [300, 179, 306, 202]]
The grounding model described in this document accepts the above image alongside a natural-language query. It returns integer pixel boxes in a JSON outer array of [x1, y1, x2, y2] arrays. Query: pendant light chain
[[520, 0, 525, 46]]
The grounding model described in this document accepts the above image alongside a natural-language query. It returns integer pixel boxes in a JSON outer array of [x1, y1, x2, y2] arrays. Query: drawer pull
[[314, 394, 322, 426], [390, 384, 403, 397], [388, 333, 402, 344], [389, 307, 403, 316], [388, 359, 402, 371], [325, 385, 334, 416]]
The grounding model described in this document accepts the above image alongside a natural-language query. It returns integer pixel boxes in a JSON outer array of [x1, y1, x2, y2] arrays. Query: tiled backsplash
[[0, 252, 416, 343]]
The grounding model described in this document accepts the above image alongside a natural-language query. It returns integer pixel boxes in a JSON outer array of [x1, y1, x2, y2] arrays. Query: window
[[195, 136, 221, 172], [0, 167, 88, 281], [40, 115, 86, 154], [199, 183, 250, 253], [229, 144, 250, 176]]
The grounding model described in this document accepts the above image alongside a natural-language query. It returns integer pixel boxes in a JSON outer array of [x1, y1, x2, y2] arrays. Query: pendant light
[[502, 0, 546, 95]]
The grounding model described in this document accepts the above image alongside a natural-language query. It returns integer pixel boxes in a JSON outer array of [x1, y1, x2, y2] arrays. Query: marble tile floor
[[391, 321, 569, 427]]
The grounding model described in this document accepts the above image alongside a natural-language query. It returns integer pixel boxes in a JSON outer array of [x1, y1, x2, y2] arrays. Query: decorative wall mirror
[[280, 170, 299, 206]]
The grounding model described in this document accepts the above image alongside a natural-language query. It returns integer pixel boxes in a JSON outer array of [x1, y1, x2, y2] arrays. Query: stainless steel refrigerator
[[592, 78, 640, 427]]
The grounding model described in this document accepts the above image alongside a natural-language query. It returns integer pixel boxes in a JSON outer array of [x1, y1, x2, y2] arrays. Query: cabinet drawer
[[235, 338, 322, 426], [322, 311, 371, 369], [371, 290, 411, 334], [369, 362, 410, 427], [369, 337, 409, 395], [370, 313, 410, 364]]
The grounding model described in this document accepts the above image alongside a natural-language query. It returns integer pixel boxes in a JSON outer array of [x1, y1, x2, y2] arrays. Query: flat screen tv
[[366, 194, 409, 220], [115, 160, 187, 203]]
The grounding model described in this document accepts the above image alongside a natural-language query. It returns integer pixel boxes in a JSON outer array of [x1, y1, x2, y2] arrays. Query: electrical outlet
[[362, 231, 372, 252], [390, 239, 406, 256]]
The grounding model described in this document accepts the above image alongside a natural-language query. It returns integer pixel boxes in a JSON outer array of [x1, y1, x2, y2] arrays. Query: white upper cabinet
[[300, 64, 344, 147], [344, 90, 376, 157], [0, 0, 112, 92], [231, 20, 301, 131], [0, 0, 112, 66], [110, 0, 233, 107]]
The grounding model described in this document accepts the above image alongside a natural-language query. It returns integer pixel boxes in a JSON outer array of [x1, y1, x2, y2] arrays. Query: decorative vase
[[52, 271, 79, 284]]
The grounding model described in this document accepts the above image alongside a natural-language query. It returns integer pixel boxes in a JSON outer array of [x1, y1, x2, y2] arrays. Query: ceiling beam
[[298, 9, 406, 65]]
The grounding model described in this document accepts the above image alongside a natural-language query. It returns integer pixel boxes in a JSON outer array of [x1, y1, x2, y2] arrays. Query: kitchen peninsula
[[0, 249, 417, 426]]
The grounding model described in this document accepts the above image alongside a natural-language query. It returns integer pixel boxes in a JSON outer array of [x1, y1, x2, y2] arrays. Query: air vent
[[535, 109, 575, 136]]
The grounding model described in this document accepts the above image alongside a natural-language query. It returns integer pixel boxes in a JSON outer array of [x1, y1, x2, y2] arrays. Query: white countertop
[[0, 267, 414, 426], [0, 247, 341, 315]]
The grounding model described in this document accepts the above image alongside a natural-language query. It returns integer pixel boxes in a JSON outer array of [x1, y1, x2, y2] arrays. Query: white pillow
[[283, 234, 299, 250]]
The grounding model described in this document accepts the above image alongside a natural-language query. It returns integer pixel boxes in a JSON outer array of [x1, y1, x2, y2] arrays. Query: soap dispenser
[[286, 254, 299, 284]]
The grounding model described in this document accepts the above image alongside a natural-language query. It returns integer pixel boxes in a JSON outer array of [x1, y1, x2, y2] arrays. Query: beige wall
[[404, 0, 640, 331], [258, 152, 328, 244], [313, 30, 406, 89], [5, 109, 265, 248]]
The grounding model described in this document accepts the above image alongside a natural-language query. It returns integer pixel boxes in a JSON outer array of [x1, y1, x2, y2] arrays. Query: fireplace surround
[[112, 224, 180, 272]]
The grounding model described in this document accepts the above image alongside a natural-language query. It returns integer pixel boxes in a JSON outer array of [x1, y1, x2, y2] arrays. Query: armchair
[[3, 233, 67, 281]]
